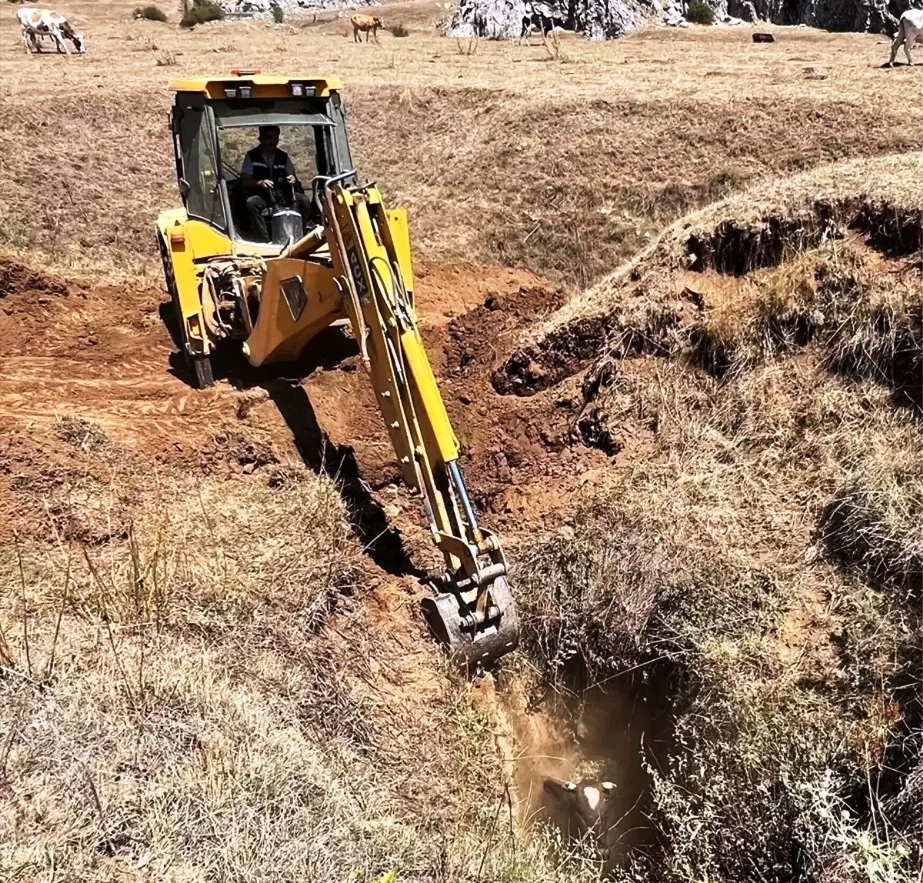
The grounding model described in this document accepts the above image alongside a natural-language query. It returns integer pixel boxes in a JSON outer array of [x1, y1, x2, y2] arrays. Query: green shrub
[[271, 5, 284, 23], [179, 0, 225, 28], [389, 23, 409, 37], [133, 5, 167, 21], [686, 0, 716, 25]]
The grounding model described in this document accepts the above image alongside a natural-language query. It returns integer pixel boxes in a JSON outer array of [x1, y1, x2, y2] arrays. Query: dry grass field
[[1, 2, 920, 285], [0, 2, 920, 881]]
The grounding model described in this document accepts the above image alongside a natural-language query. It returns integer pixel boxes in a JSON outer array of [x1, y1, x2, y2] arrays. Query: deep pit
[[471, 668, 673, 873]]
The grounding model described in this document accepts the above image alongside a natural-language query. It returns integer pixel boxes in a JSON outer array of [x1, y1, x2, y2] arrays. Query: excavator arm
[[159, 76, 517, 667], [320, 176, 519, 667]]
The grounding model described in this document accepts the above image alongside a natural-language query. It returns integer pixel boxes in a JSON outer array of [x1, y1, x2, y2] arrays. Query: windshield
[[172, 92, 354, 243], [219, 124, 323, 184], [219, 123, 330, 244]]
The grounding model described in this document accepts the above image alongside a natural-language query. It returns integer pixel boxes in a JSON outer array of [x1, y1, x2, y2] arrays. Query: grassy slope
[[0, 431, 561, 882], [520, 361, 921, 880], [514, 198, 922, 879], [0, 7, 920, 286]]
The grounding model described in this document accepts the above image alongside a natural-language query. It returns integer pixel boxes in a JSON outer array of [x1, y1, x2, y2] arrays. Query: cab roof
[[169, 72, 343, 99]]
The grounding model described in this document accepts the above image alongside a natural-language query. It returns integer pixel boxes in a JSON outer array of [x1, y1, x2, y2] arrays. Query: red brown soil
[[302, 265, 620, 559], [0, 256, 618, 557], [0, 253, 646, 844], [0, 258, 224, 456]]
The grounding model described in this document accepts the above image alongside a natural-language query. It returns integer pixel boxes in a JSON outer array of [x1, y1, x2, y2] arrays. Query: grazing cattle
[[17, 7, 85, 55], [542, 778, 620, 857], [889, 9, 923, 66], [350, 13, 382, 43], [752, 32, 775, 43]]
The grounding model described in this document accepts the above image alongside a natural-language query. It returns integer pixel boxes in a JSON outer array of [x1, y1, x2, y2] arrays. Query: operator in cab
[[241, 125, 314, 241]]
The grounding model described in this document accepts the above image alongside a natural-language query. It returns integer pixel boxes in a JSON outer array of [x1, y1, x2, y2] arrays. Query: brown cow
[[351, 13, 382, 43]]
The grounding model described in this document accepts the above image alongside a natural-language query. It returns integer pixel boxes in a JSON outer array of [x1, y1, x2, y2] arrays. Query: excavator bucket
[[422, 577, 519, 670]]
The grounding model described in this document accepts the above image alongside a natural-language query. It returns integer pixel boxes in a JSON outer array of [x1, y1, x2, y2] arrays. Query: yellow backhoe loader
[[156, 71, 519, 667]]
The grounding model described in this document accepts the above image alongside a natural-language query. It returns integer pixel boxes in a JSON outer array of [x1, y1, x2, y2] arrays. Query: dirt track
[[0, 259, 211, 447]]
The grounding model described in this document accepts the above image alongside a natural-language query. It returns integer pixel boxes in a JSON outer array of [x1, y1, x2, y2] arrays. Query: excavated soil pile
[[0, 257, 621, 556], [494, 173, 923, 402]]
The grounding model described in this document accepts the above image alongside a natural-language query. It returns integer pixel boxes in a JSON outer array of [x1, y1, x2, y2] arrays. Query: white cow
[[889, 9, 923, 66], [17, 7, 86, 55]]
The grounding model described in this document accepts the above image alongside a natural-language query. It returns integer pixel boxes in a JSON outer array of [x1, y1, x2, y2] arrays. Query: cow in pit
[[542, 777, 621, 860]]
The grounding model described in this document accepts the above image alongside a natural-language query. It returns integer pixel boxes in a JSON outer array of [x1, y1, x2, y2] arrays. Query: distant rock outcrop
[[724, 0, 908, 33], [220, 0, 375, 15], [448, 0, 915, 39], [728, 0, 760, 22], [448, 0, 657, 40]]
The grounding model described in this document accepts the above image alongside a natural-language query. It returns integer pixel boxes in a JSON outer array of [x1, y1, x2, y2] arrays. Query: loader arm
[[321, 177, 519, 667]]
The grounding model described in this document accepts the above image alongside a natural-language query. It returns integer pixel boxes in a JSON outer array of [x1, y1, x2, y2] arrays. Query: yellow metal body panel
[[156, 211, 239, 356], [156, 206, 349, 366], [157, 210, 314, 358], [243, 258, 347, 366], [381, 207, 414, 310], [169, 74, 342, 100]]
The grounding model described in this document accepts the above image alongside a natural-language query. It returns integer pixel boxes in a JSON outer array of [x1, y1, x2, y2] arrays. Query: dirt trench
[[0, 255, 655, 858], [470, 669, 663, 869]]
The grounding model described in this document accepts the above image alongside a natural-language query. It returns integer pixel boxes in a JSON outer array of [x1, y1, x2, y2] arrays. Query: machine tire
[[157, 233, 188, 354], [192, 354, 215, 389]]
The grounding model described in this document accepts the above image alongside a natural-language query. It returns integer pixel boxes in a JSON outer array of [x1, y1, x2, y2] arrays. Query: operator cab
[[168, 71, 355, 249]]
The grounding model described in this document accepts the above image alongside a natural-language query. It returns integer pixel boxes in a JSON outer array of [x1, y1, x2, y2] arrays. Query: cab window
[[174, 106, 228, 231], [218, 124, 326, 242], [218, 125, 322, 186]]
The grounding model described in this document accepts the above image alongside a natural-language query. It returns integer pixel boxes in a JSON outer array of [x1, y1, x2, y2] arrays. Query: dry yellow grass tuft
[[0, 431, 581, 881]]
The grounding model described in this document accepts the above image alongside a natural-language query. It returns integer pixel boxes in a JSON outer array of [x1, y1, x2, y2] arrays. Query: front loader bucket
[[422, 577, 520, 670]]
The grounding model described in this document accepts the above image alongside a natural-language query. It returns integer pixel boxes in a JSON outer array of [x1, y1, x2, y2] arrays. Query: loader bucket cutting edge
[[421, 577, 520, 669]]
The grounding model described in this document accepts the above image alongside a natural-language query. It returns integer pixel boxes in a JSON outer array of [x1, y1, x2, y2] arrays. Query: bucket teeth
[[421, 577, 519, 670]]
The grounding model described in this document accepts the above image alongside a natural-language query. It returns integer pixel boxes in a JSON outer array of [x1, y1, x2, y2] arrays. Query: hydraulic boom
[[321, 178, 519, 666]]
